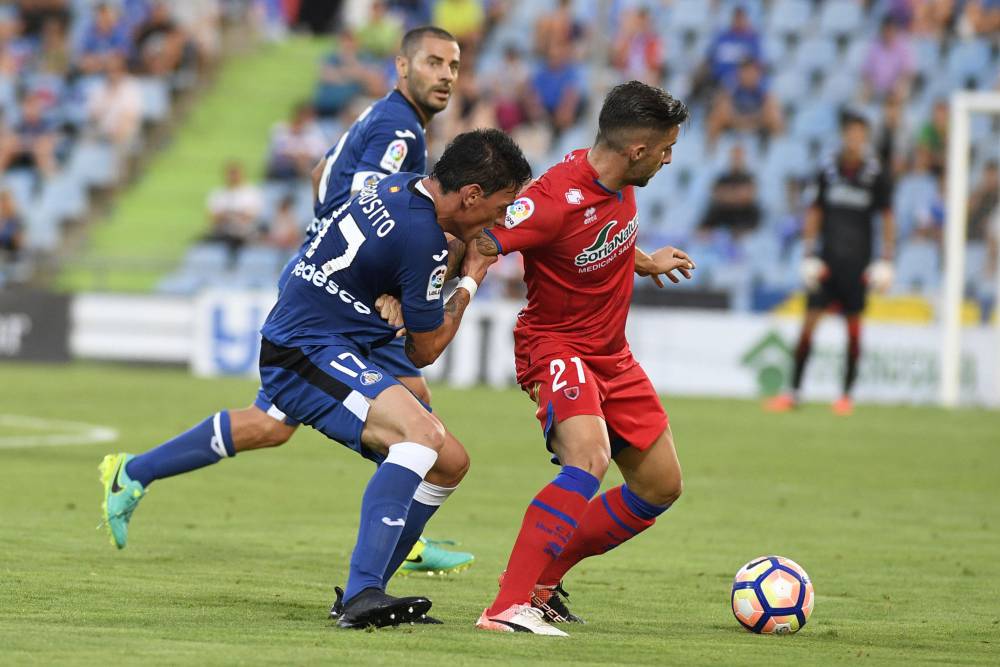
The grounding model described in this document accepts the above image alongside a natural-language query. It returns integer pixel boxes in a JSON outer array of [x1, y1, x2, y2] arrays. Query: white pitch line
[[0, 414, 119, 449]]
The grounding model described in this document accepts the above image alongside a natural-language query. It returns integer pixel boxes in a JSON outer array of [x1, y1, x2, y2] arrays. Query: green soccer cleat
[[397, 537, 475, 577], [98, 453, 146, 549]]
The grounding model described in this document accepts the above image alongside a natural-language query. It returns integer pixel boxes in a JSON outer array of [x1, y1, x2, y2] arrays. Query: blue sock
[[344, 442, 437, 603], [125, 412, 235, 487], [621, 484, 672, 520], [381, 500, 439, 588]]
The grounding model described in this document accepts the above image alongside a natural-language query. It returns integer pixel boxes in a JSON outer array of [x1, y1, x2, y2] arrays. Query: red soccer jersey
[[485, 148, 639, 375]]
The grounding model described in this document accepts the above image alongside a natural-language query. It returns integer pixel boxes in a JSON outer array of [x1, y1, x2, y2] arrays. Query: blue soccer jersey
[[314, 89, 427, 222], [261, 173, 447, 352]]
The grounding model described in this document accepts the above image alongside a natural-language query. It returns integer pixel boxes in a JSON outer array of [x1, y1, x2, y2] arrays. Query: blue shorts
[[368, 336, 422, 378], [258, 338, 401, 464]]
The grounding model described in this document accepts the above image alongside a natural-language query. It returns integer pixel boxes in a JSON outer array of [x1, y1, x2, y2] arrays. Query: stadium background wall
[[0, 290, 71, 362], [57, 291, 999, 408]]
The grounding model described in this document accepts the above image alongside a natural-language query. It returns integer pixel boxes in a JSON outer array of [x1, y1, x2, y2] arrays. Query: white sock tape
[[413, 480, 457, 507], [456, 276, 478, 300], [385, 441, 438, 478]]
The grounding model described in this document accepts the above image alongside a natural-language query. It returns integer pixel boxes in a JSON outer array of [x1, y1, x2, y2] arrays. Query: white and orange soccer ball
[[731, 555, 814, 634]]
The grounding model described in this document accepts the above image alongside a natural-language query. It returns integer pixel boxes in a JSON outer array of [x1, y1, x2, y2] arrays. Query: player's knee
[[430, 446, 470, 487], [258, 419, 295, 448], [577, 447, 611, 478], [649, 474, 683, 507], [401, 411, 446, 452]]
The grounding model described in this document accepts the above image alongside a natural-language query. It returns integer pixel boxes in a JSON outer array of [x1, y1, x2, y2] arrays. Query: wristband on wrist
[[456, 276, 478, 300]]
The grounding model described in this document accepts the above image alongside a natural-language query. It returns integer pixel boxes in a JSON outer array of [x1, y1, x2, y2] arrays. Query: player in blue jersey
[[111, 129, 531, 628], [99, 26, 473, 576]]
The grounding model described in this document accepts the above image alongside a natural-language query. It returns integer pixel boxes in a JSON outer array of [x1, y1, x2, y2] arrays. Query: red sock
[[538, 485, 655, 587], [487, 467, 598, 615]]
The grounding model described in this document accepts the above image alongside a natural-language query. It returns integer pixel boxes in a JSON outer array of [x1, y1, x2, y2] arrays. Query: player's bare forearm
[[803, 206, 822, 254], [881, 209, 895, 260], [404, 288, 473, 367], [475, 231, 500, 257], [444, 236, 468, 280]]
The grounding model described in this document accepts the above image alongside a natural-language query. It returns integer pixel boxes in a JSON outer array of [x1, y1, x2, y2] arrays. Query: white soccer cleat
[[475, 604, 569, 636]]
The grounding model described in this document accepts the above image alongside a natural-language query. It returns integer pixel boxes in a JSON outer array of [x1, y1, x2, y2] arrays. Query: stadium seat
[[946, 39, 995, 89], [767, 0, 813, 38], [2, 169, 36, 212], [893, 237, 941, 295], [771, 70, 809, 109], [668, 0, 712, 37], [66, 140, 118, 188], [232, 246, 286, 288], [817, 0, 864, 38], [795, 36, 838, 79], [138, 77, 170, 123], [820, 70, 858, 104], [792, 102, 839, 144], [912, 37, 943, 78]]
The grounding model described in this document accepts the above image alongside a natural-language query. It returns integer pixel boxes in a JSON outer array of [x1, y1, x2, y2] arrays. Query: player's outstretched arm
[[443, 235, 468, 280], [404, 243, 497, 367], [474, 231, 501, 257], [635, 246, 696, 288]]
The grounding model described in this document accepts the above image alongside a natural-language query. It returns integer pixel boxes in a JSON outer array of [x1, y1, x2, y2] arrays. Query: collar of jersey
[[576, 148, 623, 201], [391, 88, 426, 128]]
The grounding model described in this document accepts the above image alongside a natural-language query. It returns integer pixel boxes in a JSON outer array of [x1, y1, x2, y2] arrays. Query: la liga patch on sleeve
[[380, 139, 409, 173], [426, 264, 447, 300], [504, 197, 534, 229]]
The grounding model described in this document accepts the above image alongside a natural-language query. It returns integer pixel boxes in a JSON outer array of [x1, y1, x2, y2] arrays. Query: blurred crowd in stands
[[4, 0, 1000, 319], [0, 0, 224, 285]]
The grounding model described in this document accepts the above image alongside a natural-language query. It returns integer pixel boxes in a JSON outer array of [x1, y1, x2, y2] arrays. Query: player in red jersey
[[472, 81, 694, 635]]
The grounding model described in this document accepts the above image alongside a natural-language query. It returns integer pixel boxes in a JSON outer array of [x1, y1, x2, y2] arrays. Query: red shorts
[[520, 349, 669, 456]]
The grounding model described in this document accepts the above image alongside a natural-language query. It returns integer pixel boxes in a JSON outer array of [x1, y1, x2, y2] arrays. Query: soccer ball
[[731, 555, 814, 634]]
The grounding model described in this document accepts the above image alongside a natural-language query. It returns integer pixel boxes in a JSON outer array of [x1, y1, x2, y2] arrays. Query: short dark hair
[[401, 26, 457, 57], [841, 110, 870, 130], [596, 81, 689, 150], [432, 129, 532, 196]]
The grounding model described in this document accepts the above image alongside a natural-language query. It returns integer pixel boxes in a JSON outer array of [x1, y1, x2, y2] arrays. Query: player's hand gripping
[[374, 294, 405, 337], [461, 237, 499, 285], [635, 246, 696, 288]]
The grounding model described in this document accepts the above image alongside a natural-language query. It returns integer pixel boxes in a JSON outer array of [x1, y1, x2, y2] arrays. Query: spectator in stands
[[611, 6, 664, 85], [533, 0, 586, 59], [916, 98, 948, 174], [491, 44, 530, 134], [862, 16, 915, 101], [265, 101, 327, 183], [700, 144, 761, 235], [387, 1, 432, 29], [87, 54, 143, 152], [969, 160, 998, 241], [0, 8, 34, 77], [34, 16, 70, 77], [313, 30, 386, 119], [909, 0, 955, 36], [133, 1, 190, 76], [876, 91, 910, 177], [526, 40, 585, 143], [357, 0, 404, 61], [266, 194, 302, 252], [76, 2, 131, 76], [706, 58, 783, 150], [16, 0, 72, 38], [205, 161, 264, 252], [694, 5, 762, 100], [433, 0, 485, 52], [444, 68, 497, 136], [960, 0, 1000, 35], [0, 189, 24, 263], [0, 91, 59, 178]]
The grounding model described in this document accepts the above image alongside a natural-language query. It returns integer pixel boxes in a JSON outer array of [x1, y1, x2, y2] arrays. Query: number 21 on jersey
[[550, 357, 586, 391]]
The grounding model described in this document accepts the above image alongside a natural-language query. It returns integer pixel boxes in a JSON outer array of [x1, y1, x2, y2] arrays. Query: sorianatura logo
[[574, 216, 638, 267]]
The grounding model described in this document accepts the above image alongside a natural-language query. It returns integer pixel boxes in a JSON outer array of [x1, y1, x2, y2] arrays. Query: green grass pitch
[[1, 362, 998, 665]]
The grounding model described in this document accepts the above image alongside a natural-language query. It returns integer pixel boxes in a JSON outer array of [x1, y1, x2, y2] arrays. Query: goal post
[[941, 90, 1000, 408]]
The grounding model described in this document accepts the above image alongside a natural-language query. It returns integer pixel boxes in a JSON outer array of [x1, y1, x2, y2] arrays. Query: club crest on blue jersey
[[360, 370, 383, 386]]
